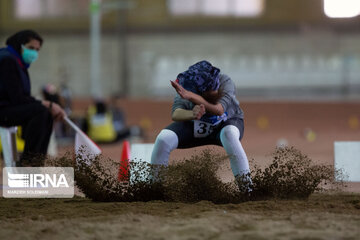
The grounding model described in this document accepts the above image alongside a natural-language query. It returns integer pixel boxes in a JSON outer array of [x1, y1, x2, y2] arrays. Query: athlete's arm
[[170, 80, 224, 116], [172, 104, 205, 121], [187, 94, 224, 116]]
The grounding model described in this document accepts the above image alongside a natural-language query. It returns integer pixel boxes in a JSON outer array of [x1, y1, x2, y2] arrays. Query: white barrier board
[[334, 141, 360, 182], [130, 143, 154, 164], [0, 127, 18, 168], [130, 143, 154, 183]]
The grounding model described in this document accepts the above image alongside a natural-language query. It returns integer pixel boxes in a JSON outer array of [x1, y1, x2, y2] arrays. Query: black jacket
[[0, 47, 39, 107]]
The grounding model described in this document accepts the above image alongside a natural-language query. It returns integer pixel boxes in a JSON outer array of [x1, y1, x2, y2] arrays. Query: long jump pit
[[0, 100, 359, 240]]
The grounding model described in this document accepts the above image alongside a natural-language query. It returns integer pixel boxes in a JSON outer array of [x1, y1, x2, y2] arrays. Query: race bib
[[194, 120, 215, 138], [193, 112, 228, 138]]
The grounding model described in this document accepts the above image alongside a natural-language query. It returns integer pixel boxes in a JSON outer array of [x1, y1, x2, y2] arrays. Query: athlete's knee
[[220, 125, 240, 142], [154, 129, 179, 151], [151, 129, 178, 166]]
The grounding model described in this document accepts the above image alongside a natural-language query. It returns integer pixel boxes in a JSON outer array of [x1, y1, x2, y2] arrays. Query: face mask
[[21, 45, 39, 64]]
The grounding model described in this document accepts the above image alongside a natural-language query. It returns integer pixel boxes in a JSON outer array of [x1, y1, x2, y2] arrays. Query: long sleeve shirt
[[0, 47, 40, 107], [171, 73, 244, 120]]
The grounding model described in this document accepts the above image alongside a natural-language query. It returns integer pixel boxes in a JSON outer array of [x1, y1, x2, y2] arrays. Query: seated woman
[[0, 30, 65, 166]]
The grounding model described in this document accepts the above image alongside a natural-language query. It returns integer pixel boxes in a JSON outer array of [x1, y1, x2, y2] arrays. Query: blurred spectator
[[109, 96, 131, 141], [84, 98, 134, 143], [85, 99, 118, 143], [59, 82, 72, 116], [41, 83, 68, 141], [42, 83, 60, 105]]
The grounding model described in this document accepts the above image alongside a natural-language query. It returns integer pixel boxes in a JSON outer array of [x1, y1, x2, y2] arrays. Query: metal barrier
[[0, 126, 18, 167]]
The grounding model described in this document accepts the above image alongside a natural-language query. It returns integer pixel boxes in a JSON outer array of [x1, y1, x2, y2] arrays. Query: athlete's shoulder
[[219, 73, 235, 87], [219, 73, 233, 82]]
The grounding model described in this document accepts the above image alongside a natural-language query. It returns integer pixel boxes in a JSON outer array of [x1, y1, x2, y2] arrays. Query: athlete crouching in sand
[[151, 60, 252, 191]]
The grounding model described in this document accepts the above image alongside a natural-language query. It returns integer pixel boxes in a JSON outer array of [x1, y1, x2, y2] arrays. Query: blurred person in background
[[42, 83, 60, 105], [41, 83, 67, 139], [108, 95, 131, 141], [57, 66, 73, 116], [0, 30, 66, 166], [84, 97, 136, 143], [60, 82, 72, 116], [151, 60, 251, 191], [85, 99, 118, 143]]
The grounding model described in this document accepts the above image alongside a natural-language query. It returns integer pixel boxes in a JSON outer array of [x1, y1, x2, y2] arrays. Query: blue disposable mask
[[21, 45, 39, 64]]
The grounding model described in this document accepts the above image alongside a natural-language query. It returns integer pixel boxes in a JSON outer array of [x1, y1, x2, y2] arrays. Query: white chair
[[0, 126, 18, 167]]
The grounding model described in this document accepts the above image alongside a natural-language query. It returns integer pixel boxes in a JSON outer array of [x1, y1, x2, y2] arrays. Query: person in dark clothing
[[0, 30, 65, 165]]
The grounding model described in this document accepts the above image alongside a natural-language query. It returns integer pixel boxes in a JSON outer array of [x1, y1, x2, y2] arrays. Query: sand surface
[[0, 194, 359, 240], [1, 100, 360, 240]]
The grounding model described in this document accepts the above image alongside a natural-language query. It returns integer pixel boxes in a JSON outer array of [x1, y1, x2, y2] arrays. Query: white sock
[[220, 125, 250, 177], [151, 129, 179, 166]]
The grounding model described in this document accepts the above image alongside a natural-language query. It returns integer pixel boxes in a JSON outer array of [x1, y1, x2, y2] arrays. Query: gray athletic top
[[171, 74, 244, 119]]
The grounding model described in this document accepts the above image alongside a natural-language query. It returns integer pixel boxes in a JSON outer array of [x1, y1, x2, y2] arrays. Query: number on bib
[[194, 120, 213, 138]]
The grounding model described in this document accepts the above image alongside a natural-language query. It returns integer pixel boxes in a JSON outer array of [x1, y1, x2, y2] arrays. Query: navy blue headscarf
[[176, 60, 220, 94]]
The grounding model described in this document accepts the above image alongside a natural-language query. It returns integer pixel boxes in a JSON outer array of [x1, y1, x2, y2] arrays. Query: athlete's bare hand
[[170, 80, 194, 100], [192, 104, 205, 120]]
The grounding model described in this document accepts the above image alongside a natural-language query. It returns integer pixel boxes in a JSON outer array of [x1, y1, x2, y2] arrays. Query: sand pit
[[1, 100, 360, 239], [0, 194, 359, 240]]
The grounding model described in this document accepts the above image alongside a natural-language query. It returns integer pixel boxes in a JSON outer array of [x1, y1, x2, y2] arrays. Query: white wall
[[1, 34, 122, 98], [127, 33, 360, 98], [1, 32, 360, 99]]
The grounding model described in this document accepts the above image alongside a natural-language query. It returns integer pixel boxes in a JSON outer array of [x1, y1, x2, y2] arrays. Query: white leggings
[[151, 125, 250, 177]]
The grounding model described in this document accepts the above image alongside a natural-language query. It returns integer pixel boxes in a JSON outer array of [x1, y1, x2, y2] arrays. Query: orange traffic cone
[[118, 140, 130, 181]]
